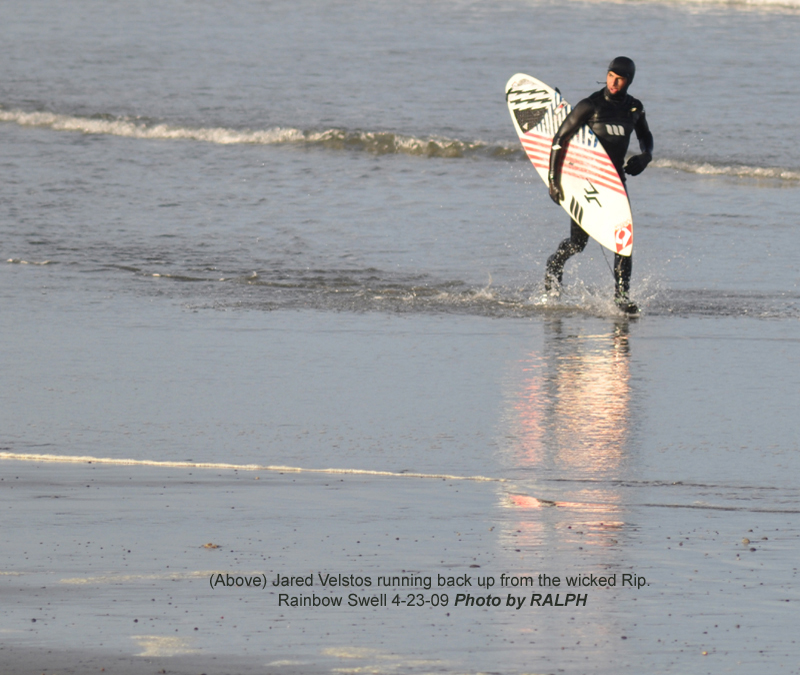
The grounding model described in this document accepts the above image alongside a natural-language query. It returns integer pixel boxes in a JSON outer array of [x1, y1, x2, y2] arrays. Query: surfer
[[545, 56, 653, 313]]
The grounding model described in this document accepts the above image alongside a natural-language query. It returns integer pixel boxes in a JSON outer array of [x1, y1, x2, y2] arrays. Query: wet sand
[[2, 441, 799, 673], [0, 643, 323, 675], [2, 297, 799, 673]]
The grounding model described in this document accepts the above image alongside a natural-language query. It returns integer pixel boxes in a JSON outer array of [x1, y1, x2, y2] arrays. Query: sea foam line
[[0, 451, 505, 483], [3, 107, 797, 179], [60, 571, 214, 585], [0, 109, 303, 144], [654, 157, 800, 181], [0, 108, 491, 158], [577, 0, 800, 8]]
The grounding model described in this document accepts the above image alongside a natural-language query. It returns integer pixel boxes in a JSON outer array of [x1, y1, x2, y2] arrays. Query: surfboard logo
[[614, 221, 633, 253], [569, 196, 584, 225], [506, 87, 551, 107], [506, 74, 634, 257], [583, 182, 602, 207]]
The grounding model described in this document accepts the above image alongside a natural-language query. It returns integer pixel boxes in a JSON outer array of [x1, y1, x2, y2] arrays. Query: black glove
[[548, 175, 564, 204], [624, 152, 651, 176]]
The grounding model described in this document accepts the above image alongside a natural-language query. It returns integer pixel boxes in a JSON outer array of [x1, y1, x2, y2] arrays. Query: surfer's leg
[[545, 219, 589, 291], [614, 254, 638, 313], [613, 254, 632, 296]]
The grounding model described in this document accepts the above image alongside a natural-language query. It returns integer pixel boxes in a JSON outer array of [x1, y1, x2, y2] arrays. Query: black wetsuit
[[546, 87, 654, 297]]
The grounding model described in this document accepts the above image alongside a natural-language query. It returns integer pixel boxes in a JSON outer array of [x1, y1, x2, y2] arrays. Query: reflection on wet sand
[[510, 318, 632, 475], [502, 318, 635, 548]]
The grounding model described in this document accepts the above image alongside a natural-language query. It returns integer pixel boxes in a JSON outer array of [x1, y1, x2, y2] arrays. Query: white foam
[[0, 109, 304, 145], [60, 571, 214, 585], [0, 451, 505, 483], [132, 635, 198, 658], [6, 258, 52, 265], [578, 0, 800, 7], [654, 157, 800, 181], [6, 107, 795, 180], [0, 108, 486, 158]]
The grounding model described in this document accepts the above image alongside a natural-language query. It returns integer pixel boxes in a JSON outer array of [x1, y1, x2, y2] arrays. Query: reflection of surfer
[[504, 318, 633, 548], [545, 57, 654, 313], [507, 318, 633, 469]]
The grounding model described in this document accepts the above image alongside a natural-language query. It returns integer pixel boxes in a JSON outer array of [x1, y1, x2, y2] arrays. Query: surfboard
[[505, 73, 633, 257]]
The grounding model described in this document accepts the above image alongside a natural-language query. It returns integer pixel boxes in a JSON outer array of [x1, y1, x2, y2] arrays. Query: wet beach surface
[[3, 298, 799, 673], [2, 0, 799, 671]]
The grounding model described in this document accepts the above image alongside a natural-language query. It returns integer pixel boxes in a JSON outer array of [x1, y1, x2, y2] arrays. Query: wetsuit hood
[[605, 56, 635, 100]]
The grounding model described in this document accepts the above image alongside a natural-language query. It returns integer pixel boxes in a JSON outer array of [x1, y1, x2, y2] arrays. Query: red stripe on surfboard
[[522, 158, 627, 196], [520, 147, 626, 194], [521, 133, 619, 175], [522, 130, 615, 162], [520, 136, 627, 195], [518, 147, 549, 164], [520, 142, 621, 185], [561, 170, 628, 196], [561, 159, 626, 189], [519, 149, 549, 163], [520, 136, 619, 177], [520, 154, 627, 195]]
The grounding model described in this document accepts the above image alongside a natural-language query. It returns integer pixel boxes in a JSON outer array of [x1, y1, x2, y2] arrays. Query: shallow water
[[2, 0, 799, 672]]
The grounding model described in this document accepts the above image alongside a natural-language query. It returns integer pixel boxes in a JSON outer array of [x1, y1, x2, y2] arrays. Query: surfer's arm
[[548, 99, 594, 203], [624, 110, 654, 176]]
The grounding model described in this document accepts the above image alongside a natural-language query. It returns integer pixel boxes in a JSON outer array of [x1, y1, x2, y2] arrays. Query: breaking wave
[[0, 108, 506, 159], [653, 157, 800, 181], [2, 107, 797, 181]]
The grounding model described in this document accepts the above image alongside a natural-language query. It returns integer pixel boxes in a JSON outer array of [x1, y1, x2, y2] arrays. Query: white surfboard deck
[[506, 73, 633, 257]]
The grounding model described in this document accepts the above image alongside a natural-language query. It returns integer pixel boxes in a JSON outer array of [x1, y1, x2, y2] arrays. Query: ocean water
[[1, 0, 799, 673], [2, 0, 799, 318]]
